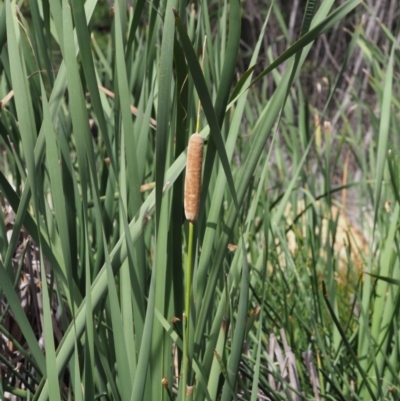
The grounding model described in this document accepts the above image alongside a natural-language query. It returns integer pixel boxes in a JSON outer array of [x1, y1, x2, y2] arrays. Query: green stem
[[182, 222, 195, 400]]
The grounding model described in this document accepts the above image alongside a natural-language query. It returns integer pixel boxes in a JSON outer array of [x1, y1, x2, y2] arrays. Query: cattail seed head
[[184, 133, 204, 222]]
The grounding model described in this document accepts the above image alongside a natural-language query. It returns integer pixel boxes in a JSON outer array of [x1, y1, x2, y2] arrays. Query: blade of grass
[[358, 44, 395, 397], [174, 9, 241, 218]]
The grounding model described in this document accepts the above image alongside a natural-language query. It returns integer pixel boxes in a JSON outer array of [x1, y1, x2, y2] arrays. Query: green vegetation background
[[0, 0, 399, 400]]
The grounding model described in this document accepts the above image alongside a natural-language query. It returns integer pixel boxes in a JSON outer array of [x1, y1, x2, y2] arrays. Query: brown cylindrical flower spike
[[184, 133, 204, 222]]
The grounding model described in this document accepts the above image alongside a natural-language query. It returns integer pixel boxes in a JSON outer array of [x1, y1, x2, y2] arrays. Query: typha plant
[[181, 37, 206, 400]]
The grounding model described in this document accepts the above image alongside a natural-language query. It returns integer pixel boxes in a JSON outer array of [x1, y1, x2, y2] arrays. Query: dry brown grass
[[280, 200, 369, 283]]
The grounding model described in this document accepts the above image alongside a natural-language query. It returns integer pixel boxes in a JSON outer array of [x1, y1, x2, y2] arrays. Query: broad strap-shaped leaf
[[174, 10, 241, 217]]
